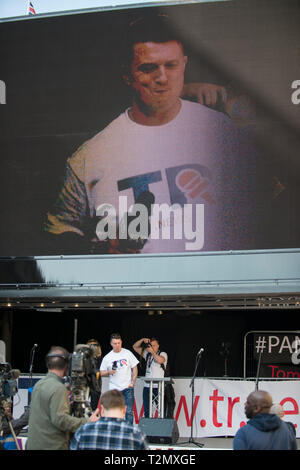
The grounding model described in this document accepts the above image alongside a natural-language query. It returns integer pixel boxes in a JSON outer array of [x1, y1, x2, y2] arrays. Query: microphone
[[197, 348, 204, 357]]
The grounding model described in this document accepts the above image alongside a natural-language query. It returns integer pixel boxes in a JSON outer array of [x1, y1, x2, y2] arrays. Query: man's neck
[[102, 410, 125, 419], [48, 369, 64, 379], [129, 99, 181, 126]]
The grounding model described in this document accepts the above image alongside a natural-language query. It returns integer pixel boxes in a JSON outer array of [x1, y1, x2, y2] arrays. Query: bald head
[[244, 390, 273, 419]]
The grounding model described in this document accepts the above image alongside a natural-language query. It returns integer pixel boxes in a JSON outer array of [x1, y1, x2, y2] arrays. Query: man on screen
[[45, 14, 257, 255]]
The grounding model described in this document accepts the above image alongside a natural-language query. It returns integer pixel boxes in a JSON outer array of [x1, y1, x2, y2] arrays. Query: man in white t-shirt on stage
[[100, 333, 139, 424], [133, 337, 167, 418], [45, 14, 257, 255]]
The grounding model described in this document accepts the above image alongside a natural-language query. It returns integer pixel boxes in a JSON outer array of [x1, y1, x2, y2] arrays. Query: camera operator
[[132, 337, 168, 418], [26, 346, 99, 450]]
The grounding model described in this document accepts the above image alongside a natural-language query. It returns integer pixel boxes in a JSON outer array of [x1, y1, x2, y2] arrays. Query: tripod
[[0, 400, 21, 450], [179, 349, 204, 448]]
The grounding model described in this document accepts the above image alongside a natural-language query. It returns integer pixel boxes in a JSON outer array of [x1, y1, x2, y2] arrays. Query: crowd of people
[[1, 333, 298, 451]]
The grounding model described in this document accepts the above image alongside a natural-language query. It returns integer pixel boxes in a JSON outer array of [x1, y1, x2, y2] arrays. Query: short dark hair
[[100, 389, 125, 410], [150, 337, 160, 344], [122, 14, 186, 67], [45, 346, 69, 371], [110, 332, 122, 341]]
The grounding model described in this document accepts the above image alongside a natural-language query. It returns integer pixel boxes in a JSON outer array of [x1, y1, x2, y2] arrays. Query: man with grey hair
[[26, 346, 99, 450], [233, 390, 297, 450]]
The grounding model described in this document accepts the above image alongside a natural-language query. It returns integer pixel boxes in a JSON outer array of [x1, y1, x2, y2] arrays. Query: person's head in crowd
[[100, 389, 126, 419], [244, 390, 273, 419], [87, 339, 102, 358], [45, 346, 69, 374]]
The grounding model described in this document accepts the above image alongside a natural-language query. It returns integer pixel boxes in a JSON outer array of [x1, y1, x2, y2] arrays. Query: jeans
[[122, 387, 134, 424], [143, 387, 158, 418]]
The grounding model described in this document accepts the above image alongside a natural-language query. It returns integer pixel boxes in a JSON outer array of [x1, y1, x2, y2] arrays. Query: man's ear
[[122, 405, 127, 418], [100, 404, 105, 417]]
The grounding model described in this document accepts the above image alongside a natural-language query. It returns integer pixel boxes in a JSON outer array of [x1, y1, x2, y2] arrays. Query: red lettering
[[268, 365, 278, 377], [227, 396, 240, 427], [209, 389, 224, 427], [175, 395, 200, 426], [267, 365, 300, 378], [280, 397, 299, 416], [287, 371, 300, 378], [133, 400, 144, 424]]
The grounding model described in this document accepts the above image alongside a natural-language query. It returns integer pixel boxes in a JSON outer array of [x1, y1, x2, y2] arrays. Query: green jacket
[[26, 372, 87, 450]]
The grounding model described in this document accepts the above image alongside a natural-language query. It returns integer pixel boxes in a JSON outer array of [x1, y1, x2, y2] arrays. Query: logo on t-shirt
[[112, 358, 128, 369]]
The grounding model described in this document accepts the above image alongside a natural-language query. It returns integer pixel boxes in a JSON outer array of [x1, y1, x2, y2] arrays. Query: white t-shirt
[[100, 348, 139, 391], [143, 350, 168, 388], [46, 99, 259, 252]]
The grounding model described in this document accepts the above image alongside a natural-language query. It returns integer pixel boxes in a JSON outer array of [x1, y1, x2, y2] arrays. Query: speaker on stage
[[138, 418, 179, 444]]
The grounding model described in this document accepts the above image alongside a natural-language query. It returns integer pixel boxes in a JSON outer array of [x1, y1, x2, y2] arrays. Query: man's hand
[[89, 408, 100, 422], [182, 82, 227, 108]]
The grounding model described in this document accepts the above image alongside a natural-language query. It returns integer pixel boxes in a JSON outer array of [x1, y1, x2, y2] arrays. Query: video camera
[[0, 363, 19, 401], [68, 345, 96, 418], [0, 363, 20, 441]]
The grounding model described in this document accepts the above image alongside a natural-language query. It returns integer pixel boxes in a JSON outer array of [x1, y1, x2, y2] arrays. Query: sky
[[0, 0, 222, 20]]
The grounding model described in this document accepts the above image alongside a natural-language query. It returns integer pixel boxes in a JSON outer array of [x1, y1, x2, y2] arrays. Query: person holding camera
[[133, 337, 168, 418], [26, 346, 99, 450]]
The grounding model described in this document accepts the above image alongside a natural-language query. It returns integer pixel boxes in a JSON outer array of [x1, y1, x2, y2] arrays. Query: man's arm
[[45, 161, 88, 238], [147, 345, 166, 365], [99, 357, 116, 377], [233, 428, 247, 450], [132, 338, 150, 356], [129, 365, 138, 388], [50, 386, 88, 433], [99, 369, 116, 377]]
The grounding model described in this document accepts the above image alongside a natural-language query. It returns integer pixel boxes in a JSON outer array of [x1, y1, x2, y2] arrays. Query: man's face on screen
[[127, 40, 187, 118]]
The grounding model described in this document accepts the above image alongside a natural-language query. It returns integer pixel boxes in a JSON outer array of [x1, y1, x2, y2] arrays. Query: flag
[[28, 2, 36, 15]]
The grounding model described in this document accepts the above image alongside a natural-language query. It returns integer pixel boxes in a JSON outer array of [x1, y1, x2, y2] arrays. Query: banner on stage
[[16, 377, 300, 438]]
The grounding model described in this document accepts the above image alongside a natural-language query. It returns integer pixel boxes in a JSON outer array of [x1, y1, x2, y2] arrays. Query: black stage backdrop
[[9, 308, 300, 377]]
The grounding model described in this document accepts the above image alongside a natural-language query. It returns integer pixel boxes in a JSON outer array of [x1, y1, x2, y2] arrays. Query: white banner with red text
[[16, 377, 300, 438]]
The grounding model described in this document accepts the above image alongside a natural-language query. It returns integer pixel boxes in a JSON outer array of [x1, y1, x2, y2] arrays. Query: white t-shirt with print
[[100, 348, 139, 391]]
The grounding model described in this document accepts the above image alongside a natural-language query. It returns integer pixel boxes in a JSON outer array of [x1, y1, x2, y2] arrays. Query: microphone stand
[[29, 345, 37, 389], [179, 350, 204, 448], [255, 348, 263, 390], [28, 344, 38, 406]]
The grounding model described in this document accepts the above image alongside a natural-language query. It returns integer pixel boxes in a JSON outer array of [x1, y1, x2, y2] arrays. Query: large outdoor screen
[[1, 0, 299, 257]]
